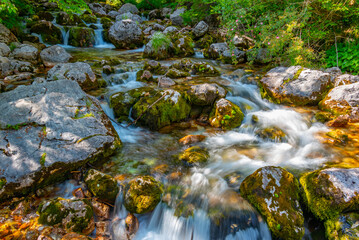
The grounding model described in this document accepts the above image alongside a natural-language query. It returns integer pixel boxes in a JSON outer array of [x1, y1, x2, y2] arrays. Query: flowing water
[[64, 48, 334, 239]]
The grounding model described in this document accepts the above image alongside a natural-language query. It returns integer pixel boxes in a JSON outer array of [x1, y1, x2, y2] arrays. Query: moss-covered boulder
[[143, 60, 167, 75], [101, 17, 113, 29], [38, 198, 94, 234], [136, 70, 154, 82], [179, 146, 209, 165], [325, 212, 359, 240], [123, 176, 163, 214], [30, 21, 62, 44], [191, 62, 220, 76], [255, 126, 287, 142], [187, 83, 226, 106], [165, 68, 190, 79], [209, 98, 244, 130], [69, 27, 95, 47], [143, 32, 174, 60], [57, 12, 83, 26], [195, 34, 214, 49], [131, 89, 191, 130], [300, 168, 359, 221], [174, 35, 195, 57], [84, 169, 119, 204], [240, 166, 305, 240], [81, 14, 98, 24]]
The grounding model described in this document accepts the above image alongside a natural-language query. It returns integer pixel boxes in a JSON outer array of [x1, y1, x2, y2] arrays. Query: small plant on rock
[[151, 32, 172, 52]]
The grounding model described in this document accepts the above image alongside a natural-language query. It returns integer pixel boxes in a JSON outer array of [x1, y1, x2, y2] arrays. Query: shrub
[[326, 42, 359, 74], [151, 32, 172, 52]]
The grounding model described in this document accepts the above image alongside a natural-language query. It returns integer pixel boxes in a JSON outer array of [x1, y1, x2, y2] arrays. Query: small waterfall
[[194, 48, 205, 58], [52, 17, 70, 47], [85, 18, 115, 48]]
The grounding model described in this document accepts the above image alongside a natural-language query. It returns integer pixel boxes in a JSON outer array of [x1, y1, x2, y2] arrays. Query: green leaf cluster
[[326, 42, 359, 74]]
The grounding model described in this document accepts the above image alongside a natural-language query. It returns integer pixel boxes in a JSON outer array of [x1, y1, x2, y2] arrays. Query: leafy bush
[[151, 32, 172, 52], [124, 0, 175, 10], [326, 42, 359, 74]]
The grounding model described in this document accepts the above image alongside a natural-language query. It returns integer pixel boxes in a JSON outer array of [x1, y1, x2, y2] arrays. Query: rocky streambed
[[1, 2, 359, 240]]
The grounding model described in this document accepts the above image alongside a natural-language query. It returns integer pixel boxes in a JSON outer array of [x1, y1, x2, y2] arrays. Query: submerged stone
[[240, 166, 305, 239], [123, 176, 163, 214], [255, 126, 287, 142], [84, 169, 119, 204], [178, 146, 209, 165], [325, 212, 359, 240]]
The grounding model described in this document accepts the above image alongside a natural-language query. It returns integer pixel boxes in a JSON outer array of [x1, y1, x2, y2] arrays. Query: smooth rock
[[187, 83, 226, 106], [40, 45, 71, 67], [0, 43, 10, 57], [192, 21, 209, 38], [108, 20, 143, 49], [157, 76, 175, 88], [170, 8, 186, 26], [118, 3, 139, 15], [10, 44, 39, 63], [209, 98, 244, 130]]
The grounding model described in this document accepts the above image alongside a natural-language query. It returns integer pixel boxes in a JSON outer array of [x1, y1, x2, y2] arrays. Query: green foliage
[[326, 42, 359, 74], [124, 0, 175, 10], [151, 32, 172, 52], [40, 153, 46, 167]]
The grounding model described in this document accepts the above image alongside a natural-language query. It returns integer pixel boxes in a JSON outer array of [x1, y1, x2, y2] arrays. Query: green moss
[[0, 178, 7, 190], [324, 212, 359, 240], [100, 17, 113, 29], [81, 14, 97, 24], [84, 169, 119, 204], [152, 32, 172, 53], [165, 68, 190, 78], [209, 99, 244, 130], [178, 146, 210, 165], [40, 153, 46, 167], [38, 198, 67, 226], [240, 166, 304, 239], [69, 27, 95, 47], [293, 67, 304, 80], [124, 176, 163, 214]]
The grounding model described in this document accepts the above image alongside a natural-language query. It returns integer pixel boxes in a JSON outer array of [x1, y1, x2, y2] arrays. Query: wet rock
[[143, 32, 174, 60], [123, 176, 163, 214], [30, 21, 62, 44], [0, 43, 10, 57], [325, 212, 359, 240], [179, 135, 206, 145], [125, 213, 139, 238], [108, 10, 120, 19], [170, 8, 186, 26], [118, 3, 139, 15], [61, 233, 89, 240], [174, 35, 195, 57], [179, 146, 209, 165], [40, 45, 71, 67], [165, 68, 190, 78], [92, 199, 110, 220], [116, 12, 143, 23], [38, 198, 94, 234], [136, 70, 153, 82], [0, 80, 120, 200], [240, 166, 305, 240], [101, 17, 113, 30], [206, 42, 245, 64], [192, 21, 209, 38], [300, 168, 359, 221], [163, 26, 178, 35], [38, 11, 55, 21], [0, 23, 18, 44], [191, 62, 220, 76], [84, 169, 119, 204], [255, 126, 286, 142], [103, 65, 114, 74], [209, 98, 244, 130], [158, 76, 175, 88], [81, 14, 97, 24], [10, 44, 39, 64], [96, 221, 111, 237], [260, 66, 333, 105], [108, 20, 143, 49], [47, 62, 98, 91], [132, 89, 191, 130], [161, 8, 172, 18], [225, 69, 246, 81], [68, 27, 95, 47], [334, 74, 359, 87], [326, 115, 349, 127], [319, 82, 359, 120], [143, 60, 166, 75], [72, 187, 85, 199], [187, 83, 226, 106], [89, 3, 107, 16]]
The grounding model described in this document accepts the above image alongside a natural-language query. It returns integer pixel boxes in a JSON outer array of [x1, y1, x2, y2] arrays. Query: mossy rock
[[69, 27, 95, 47], [81, 14, 98, 24], [30, 21, 62, 44], [38, 198, 94, 234], [178, 146, 209, 165], [191, 62, 220, 76], [196, 34, 214, 49], [84, 169, 119, 204], [143, 60, 167, 75], [165, 68, 190, 79], [209, 98, 244, 130], [136, 70, 154, 82], [324, 212, 359, 240], [57, 12, 83, 26], [315, 111, 333, 123], [100, 17, 113, 29], [255, 126, 286, 142], [174, 35, 195, 57], [240, 166, 305, 240], [123, 176, 163, 214], [131, 89, 191, 130], [300, 168, 359, 222]]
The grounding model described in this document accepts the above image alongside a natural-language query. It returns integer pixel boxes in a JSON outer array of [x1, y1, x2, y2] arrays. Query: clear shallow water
[[65, 48, 331, 239]]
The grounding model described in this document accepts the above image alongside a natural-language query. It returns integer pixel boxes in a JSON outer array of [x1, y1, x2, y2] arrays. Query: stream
[[51, 46, 333, 239]]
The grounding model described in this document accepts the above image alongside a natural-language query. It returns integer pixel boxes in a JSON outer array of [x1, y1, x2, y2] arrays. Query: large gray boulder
[[187, 83, 226, 106], [89, 3, 107, 16], [0, 80, 121, 200], [0, 57, 34, 79], [40, 45, 71, 67], [0, 43, 10, 57], [10, 44, 39, 64], [320, 82, 359, 121], [108, 20, 143, 49], [192, 21, 209, 38], [118, 3, 139, 14], [47, 62, 98, 91], [260, 66, 333, 105], [170, 8, 186, 26], [163, 26, 178, 35], [116, 12, 142, 23], [333, 74, 359, 87], [0, 23, 18, 44], [206, 42, 245, 64]]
